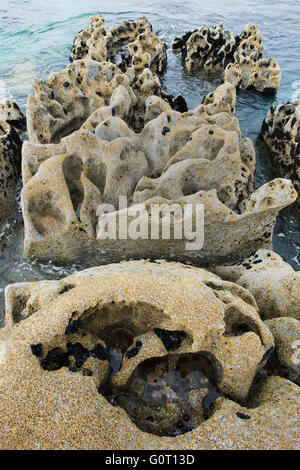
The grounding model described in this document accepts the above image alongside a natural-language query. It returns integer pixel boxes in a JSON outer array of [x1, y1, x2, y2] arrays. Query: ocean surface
[[0, 0, 299, 321]]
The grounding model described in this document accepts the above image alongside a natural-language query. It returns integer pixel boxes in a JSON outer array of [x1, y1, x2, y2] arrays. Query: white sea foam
[[6, 60, 36, 96]]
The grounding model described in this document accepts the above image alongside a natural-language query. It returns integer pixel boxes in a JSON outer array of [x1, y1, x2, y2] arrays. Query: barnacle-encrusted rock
[[0, 120, 23, 228], [261, 100, 300, 201], [173, 22, 280, 93], [21, 80, 297, 263], [215, 249, 300, 320], [0, 99, 26, 133], [0, 261, 298, 449], [264, 317, 300, 385], [70, 15, 167, 75]]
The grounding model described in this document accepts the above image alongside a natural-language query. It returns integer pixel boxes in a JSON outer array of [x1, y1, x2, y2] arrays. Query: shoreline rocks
[[215, 249, 300, 321], [0, 13, 298, 451], [261, 100, 300, 202], [173, 22, 281, 94], [23, 74, 297, 263], [1, 260, 299, 450], [0, 100, 26, 230], [265, 317, 300, 385], [70, 15, 167, 76]]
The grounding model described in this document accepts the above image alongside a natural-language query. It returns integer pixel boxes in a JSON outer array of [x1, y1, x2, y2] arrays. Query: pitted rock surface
[[2, 260, 298, 449], [261, 100, 300, 201], [173, 22, 280, 94], [215, 249, 300, 321], [70, 15, 167, 76]]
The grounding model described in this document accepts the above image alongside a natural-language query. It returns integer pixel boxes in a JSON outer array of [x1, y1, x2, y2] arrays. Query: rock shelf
[[1, 260, 298, 449], [0, 13, 298, 451], [23, 74, 297, 262]]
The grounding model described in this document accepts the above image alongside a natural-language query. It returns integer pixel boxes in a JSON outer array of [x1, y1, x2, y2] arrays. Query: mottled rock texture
[[215, 249, 300, 321], [70, 15, 167, 76], [26, 60, 136, 144], [173, 22, 237, 72], [261, 100, 300, 202], [225, 56, 281, 94], [1, 260, 298, 449], [265, 317, 300, 386], [0, 100, 25, 229], [0, 99, 26, 133], [173, 23, 280, 94], [22, 78, 297, 263]]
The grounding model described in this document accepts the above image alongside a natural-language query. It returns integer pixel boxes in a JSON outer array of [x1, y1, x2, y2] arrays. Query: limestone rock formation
[[173, 22, 280, 94], [26, 55, 185, 140], [0, 99, 26, 133], [215, 249, 300, 320], [173, 22, 237, 72], [225, 55, 281, 94], [261, 100, 300, 201], [0, 119, 23, 229], [70, 15, 167, 75], [26, 59, 137, 144], [265, 317, 300, 385], [1, 260, 297, 449], [22, 79, 297, 263]]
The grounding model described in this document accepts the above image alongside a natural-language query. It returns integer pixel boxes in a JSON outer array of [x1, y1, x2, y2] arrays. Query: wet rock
[[0, 260, 298, 449], [173, 22, 237, 73], [224, 24, 280, 93], [215, 249, 300, 320], [173, 22, 280, 94], [0, 120, 23, 229], [261, 100, 300, 201]]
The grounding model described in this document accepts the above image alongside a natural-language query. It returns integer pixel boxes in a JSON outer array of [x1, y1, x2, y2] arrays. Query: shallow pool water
[[0, 0, 299, 323]]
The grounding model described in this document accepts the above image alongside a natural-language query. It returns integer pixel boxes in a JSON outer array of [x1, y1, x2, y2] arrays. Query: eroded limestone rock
[[215, 249, 300, 320], [26, 56, 184, 140], [0, 260, 298, 449], [22, 80, 297, 263], [0, 99, 26, 133], [26, 59, 138, 144], [265, 317, 300, 385], [70, 15, 167, 75], [225, 55, 281, 94], [261, 100, 300, 201], [173, 22, 280, 94], [0, 120, 23, 228], [173, 22, 237, 73]]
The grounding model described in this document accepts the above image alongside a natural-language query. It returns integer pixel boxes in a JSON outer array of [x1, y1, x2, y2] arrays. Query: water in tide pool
[[0, 0, 299, 323]]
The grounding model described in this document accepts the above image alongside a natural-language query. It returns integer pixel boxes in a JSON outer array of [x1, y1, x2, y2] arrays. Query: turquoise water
[[0, 0, 299, 320]]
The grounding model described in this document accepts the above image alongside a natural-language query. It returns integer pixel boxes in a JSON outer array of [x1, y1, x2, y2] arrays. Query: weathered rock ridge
[[173, 23, 281, 94], [261, 99, 300, 202], [1, 260, 298, 449], [23, 73, 297, 263]]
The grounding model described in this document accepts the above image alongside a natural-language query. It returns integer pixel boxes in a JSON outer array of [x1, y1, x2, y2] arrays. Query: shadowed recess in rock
[[110, 353, 224, 437]]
